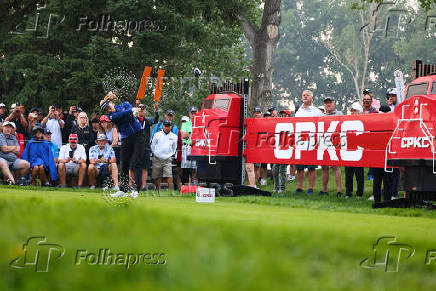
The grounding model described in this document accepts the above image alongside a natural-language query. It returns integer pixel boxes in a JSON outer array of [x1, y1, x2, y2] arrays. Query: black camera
[[98, 155, 103, 159], [69, 151, 74, 158]]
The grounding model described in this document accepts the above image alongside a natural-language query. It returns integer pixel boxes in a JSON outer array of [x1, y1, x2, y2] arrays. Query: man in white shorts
[[57, 134, 87, 188]]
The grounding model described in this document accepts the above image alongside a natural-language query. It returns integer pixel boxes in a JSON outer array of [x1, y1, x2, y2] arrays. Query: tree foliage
[[0, 0, 254, 117], [273, 0, 436, 112]]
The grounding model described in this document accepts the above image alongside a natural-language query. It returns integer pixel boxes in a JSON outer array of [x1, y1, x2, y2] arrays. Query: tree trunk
[[239, 0, 281, 112]]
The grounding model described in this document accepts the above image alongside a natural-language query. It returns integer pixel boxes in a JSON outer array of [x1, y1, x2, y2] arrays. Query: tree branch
[[238, 14, 257, 48]]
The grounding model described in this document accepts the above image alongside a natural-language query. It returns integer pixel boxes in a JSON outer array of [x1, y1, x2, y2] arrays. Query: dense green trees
[[0, 0, 253, 116], [273, 0, 436, 112]]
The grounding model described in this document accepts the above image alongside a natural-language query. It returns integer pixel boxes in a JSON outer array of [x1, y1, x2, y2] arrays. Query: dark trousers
[[181, 168, 193, 184], [120, 131, 145, 191], [392, 168, 399, 197], [345, 167, 364, 197], [372, 168, 393, 203]]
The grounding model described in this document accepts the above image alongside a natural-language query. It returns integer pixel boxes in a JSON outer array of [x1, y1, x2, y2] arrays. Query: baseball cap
[[386, 88, 398, 96], [69, 134, 78, 142], [44, 128, 52, 135], [363, 88, 372, 94], [100, 115, 110, 123], [324, 96, 334, 102], [2, 121, 16, 129], [10, 103, 17, 110], [189, 106, 198, 112], [32, 126, 44, 135], [279, 110, 291, 116], [379, 105, 391, 113], [166, 109, 175, 116], [52, 103, 61, 109], [181, 116, 189, 122], [72, 106, 82, 112], [263, 111, 271, 117], [253, 107, 262, 113], [268, 106, 276, 112], [351, 103, 363, 112], [0, 103, 6, 108], [30, 107, 41, 113], [163, 120, 173, 126], [96, 133, 107, 141], [100, 100, 111, 111]]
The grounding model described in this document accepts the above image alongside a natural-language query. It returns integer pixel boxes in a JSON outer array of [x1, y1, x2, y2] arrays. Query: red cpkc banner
[[244, 113, 396, 168]]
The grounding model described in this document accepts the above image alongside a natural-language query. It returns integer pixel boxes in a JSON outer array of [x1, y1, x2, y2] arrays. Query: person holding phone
[[88, 133, 119, 190], [57, 134, 86, 188], [5, 103, 27, 136], [42, 105, 64, 149]]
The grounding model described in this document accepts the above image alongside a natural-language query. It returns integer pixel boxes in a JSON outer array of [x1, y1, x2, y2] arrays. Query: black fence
[[413, 60, 436, 80]]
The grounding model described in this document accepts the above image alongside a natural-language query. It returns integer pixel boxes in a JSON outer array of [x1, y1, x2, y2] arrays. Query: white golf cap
[[0, 103, 6, 107], [351, 102, 363, 112], [181, 116, 189, 122], [2, 121, 16, 129], [387, 88, 398, 96], [10, 103, 16, 110]]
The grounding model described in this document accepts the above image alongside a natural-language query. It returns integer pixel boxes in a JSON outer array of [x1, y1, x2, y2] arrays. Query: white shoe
[[112, 185, 120, 191], [287, 175, 295, 181], [260, 179, 267, 186], [368, 195, 374, 201], [110, 191, 127, 198], [129, 191, 138, 199], [391, 196, 397, 200], [89, 186, 95, 190]]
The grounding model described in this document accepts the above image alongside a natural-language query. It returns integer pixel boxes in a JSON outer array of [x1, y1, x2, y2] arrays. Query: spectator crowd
[[0, 101, 197, 192], [246, 88, 400, 204], [0, 87, 400, 203]]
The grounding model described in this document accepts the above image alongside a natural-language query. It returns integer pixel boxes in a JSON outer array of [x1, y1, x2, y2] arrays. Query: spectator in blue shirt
[[151, 109, 178, 141], [88, 133, 119, 190], [21, 127, 58, 186]]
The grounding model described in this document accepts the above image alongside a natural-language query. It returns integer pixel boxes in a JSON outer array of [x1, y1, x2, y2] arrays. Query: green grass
[[1, 168, 436, 290]]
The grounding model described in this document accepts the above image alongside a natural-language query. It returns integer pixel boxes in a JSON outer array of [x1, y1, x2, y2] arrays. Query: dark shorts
[[296, 165, 317, 171]]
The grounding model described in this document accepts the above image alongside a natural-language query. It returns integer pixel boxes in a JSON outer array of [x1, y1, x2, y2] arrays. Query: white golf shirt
[[151, 131, 177, 160], [295, 105, 324, 117]]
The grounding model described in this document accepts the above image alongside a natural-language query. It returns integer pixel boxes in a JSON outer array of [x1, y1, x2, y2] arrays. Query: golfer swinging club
[[100, 92, 145, 197]]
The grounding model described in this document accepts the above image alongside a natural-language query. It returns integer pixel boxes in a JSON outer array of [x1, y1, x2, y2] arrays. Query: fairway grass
[[1, 186, 436, 290]]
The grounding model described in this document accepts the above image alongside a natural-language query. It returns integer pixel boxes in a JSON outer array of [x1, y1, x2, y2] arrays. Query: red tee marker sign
[[136, 66, 165, 103]]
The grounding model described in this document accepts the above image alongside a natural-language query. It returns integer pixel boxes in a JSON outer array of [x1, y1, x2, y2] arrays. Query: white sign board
[[394, 70, 405, 103], [196, 188, 215, 203]]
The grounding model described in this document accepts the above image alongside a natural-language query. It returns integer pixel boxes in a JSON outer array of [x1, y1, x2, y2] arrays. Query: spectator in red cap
[[99, 115, 119, 147], [57, 134, 87, 188]]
